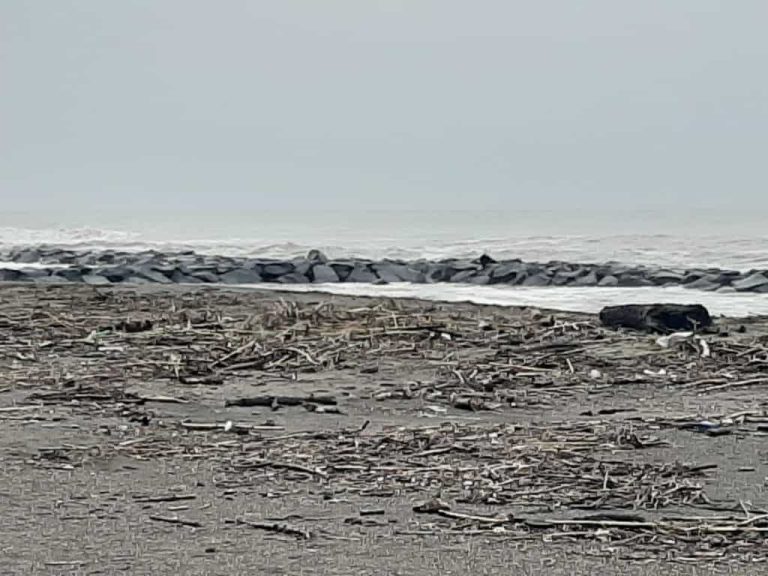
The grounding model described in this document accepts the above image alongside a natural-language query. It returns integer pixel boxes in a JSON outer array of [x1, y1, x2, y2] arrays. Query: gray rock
[[294, 260, 313, 277], [96, 251, 117, 264], [34, 275, 66, 283], [190, 270, 221, 283], [376, 264, 424, 283], [12, 248, 41, 264], [15, 268, 50, 280], [329, 262, 355, 281], [469, 274, 491, 285], [450, 269, 477, 283], [551, 267, 585, 286], [683, 274, 720, 292], [447, 259, 483, 271], [426, 265, 452, 283], [348, 265, 378, 283], [0, 269, 25, 281], [215, 261, 240, 274], [490, 262, 525, 283], [82, 274, 112, 285], [170, 270, 204, 284], [277, 272, 309, 284], [262, 262, 295, 277], [732, 272, 768, 292], [54, 268, 85, 282], [123, 276, 154, 285], [617, 275, 654, 287], [219, 268, 263, 284], [684, 275, 721, 291], [312, 264, 339, 283], [572, 270, 599, 286], [650, 270, 685, 285], [96, 266, 132, 283], [598, 275, 619, 287], [307, 249, 329, 263], [522, 273, 551, 287], [132, 265, 173, 284], [371, 265, 401, 283], [241, 260, 265, 274], [716, 286, 737, 293], [473, 254, 497, 268]]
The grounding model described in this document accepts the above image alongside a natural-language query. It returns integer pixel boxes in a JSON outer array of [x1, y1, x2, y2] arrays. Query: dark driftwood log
[[224, 394, 337, 408], [598, 304, 712, 333]]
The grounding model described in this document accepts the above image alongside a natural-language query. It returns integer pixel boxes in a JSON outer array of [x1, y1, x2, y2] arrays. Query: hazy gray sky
[[2, 1, 767, 212]]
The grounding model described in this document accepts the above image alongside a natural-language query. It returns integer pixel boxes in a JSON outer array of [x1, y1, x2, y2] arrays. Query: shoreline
[[2, 282, 768, 573], [2, 245, 768, 294]]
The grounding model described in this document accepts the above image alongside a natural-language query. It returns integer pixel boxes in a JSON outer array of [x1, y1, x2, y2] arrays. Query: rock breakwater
[[2, 246, 768, 293]]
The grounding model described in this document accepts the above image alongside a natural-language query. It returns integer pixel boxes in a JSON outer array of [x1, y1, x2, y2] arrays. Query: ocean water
[[2, 209, 767, 269], [1, 209, 766, 316]]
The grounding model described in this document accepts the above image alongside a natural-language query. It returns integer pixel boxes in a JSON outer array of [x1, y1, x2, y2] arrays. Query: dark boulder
[[219, 268, 263, 284], [572, 270, 599, 286], [552, 267, 587, 286], [489, 262, 525, 283], [599, 303, 712, 333], [450, 269, 477, 283], [329, 261, 355, 281], [54, 268, 86, 283], [170, 270, 204, 284], [123, 276, 154, 285], [132, 265, 173, 284], [374, 263, 424, 283], [293, 260, 313, 277], [95, 251, 117, 264], [82, 274, 112, 285], [312, 264, 339, 283], [277, 272, 309, 284], [650, 270, 685, 285], [241, 260, 265, 274], [732, 272, 768, 292], [262, 262, 295, 278], [469, 274, 491, 285], [684, 275, 721, 291], [473, 254, 497, 268], [11, 248, 42, 264], [307, 249, 329, 263], [370, 264, 401, 283], [598, 275, 619, 287], [521, 273, 551, 287], [0, 269, 25, 282], [425, 264, 452, 283], [189, 270, 221, 283], [348, 265, 378, 283], [617, 275, 654, 287], [96, 266, 133, 283]]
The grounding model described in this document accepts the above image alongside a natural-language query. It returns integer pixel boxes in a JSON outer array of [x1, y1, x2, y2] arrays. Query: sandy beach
[[1, 283, 768, 574]]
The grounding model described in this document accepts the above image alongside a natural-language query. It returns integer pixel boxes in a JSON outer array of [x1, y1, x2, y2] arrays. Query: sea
[[2, 209, 767, 317]]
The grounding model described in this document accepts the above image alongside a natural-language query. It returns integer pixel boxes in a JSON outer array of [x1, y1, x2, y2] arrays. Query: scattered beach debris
[[3, 284, 768, 564]]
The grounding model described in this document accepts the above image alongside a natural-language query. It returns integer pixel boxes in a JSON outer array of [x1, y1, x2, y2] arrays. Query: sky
[[1, 1, 767, 213]]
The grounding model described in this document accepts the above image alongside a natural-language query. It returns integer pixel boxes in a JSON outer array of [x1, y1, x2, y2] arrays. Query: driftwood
[[224, 394, 337, 408], [599, 303, 712, 333]]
